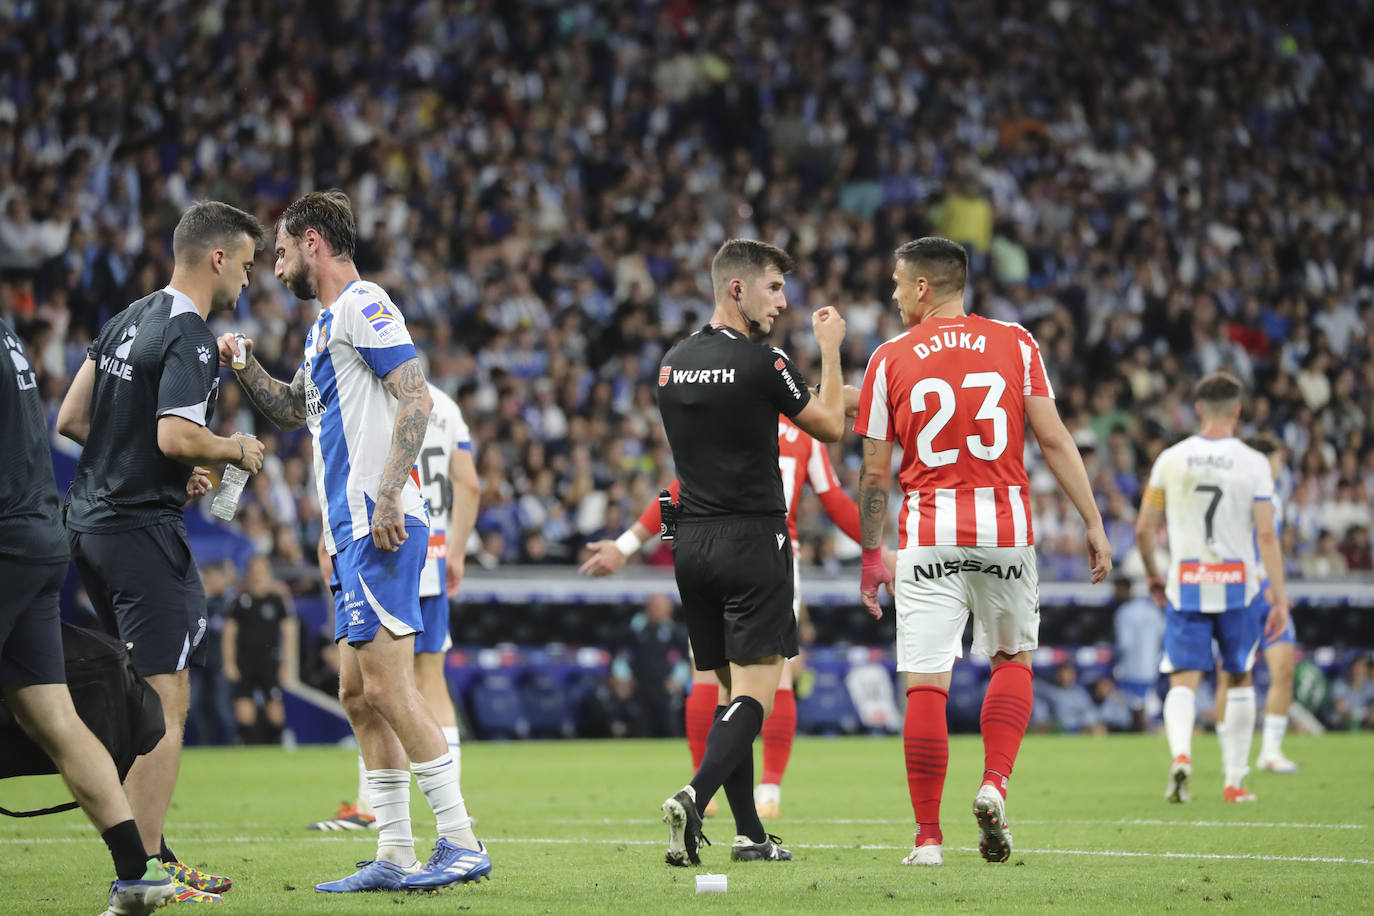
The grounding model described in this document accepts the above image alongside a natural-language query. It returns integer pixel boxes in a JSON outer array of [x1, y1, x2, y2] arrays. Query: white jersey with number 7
[[1146, 435, 1273, 612]]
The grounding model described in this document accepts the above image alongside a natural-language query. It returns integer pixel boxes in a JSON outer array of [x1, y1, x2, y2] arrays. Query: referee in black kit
[[55, 201, 266, 897], [657, 238, 847, 866]]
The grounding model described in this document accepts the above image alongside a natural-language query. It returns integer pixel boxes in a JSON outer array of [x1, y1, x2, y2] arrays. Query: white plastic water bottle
[[211, 435, 255, 520]]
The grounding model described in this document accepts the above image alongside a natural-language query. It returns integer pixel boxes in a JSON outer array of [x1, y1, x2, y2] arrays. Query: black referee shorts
[[233, 663, 283, 704], [673, 516, 798, 671], [0, 559, 67, 687], [69, 523, 208, 677]]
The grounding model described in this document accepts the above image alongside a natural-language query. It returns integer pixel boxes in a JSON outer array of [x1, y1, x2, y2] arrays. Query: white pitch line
[[1, 835, 1368, 866], [550, 817, 1368, 831]]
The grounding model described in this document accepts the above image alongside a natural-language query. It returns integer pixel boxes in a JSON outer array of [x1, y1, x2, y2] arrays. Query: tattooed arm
[[370, 358, 433, 551], [859, 436, 893, 549], [220, 334, 308, 430], [858, 435, 895, 618]]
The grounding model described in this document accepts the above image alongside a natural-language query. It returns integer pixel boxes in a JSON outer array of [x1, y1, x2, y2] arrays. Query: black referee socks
[[690, 694, 768, 844]]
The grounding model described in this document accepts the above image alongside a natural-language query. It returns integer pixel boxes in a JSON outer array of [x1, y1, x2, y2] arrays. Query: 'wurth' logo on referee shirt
[[668, 368, 735, 384]]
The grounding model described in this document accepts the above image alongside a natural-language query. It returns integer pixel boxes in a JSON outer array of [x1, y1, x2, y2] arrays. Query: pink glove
[[860, 547, 893, 618]]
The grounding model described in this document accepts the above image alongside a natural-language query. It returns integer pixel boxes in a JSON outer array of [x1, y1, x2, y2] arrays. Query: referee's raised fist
[[811, 306, 846, 349]]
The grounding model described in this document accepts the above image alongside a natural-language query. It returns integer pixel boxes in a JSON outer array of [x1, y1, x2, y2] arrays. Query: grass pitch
[[1, 732, 1370, 914]]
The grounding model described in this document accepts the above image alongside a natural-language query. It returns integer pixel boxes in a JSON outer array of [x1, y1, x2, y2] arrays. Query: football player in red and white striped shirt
[[580, 413, 892, 819], [854, 237, 1111, 867]]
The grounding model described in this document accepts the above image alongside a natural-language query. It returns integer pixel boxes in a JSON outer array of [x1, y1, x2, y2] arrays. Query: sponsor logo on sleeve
[[659, 365, 671, 386], [774, 357, 786, 370], [361, 301, 403, 341]]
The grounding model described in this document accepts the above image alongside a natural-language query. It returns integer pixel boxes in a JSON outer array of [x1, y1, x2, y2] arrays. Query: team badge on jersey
[[659, 365, 671, 387]]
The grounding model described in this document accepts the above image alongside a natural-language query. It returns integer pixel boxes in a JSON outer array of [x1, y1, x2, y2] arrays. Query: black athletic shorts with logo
[[69, 522, 208, 677], [0, 559, 67, 687], [673, 516, 798, 671]]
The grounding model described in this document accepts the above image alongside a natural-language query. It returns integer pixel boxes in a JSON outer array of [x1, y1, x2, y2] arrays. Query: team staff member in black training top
[[56, 201, 266, 901], [0, 320, 180, 914], [657, 238, 847, 866]]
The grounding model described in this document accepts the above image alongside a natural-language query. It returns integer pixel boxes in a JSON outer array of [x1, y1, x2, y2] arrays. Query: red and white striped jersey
[[854, 314, 1053, 550], [637, 415, 861, 547], [777, 414, 859, 544]]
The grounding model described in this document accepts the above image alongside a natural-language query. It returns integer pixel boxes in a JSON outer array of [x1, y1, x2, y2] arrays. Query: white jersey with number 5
[[1147, 435, 1273, 612], [417, 383, 471, 598]]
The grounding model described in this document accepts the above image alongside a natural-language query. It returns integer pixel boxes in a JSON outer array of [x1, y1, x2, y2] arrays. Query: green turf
[[1, 733, 1370, 914]]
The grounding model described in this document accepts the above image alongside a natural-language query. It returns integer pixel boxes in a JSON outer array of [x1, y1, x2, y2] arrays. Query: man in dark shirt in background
[[0, 318, 176, 915], [625, 594, 690, 739], [223, 555, 297, 745], [656, 238, 847, 866], [56, 201, 266, 901]]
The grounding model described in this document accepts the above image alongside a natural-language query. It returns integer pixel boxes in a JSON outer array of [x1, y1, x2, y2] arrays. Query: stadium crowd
[[3, 0, 1374, 586]]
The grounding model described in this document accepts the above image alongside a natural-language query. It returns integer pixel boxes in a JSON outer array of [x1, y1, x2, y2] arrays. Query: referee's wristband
[[614, 530, 643, 557]]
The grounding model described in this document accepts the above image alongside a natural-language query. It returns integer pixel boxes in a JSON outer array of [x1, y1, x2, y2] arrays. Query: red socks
[[760, 688, 796, 786], [981, 662, 1034, 798], [684, 680, 719, 769], [904, 685, 949, 846]]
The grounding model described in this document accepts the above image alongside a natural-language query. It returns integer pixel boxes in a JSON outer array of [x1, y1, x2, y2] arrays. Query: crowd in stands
[[3, 0, 1374, 588]]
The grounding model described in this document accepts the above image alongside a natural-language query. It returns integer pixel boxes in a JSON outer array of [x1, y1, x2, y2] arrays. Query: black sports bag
[[0, 622, 165, 817]]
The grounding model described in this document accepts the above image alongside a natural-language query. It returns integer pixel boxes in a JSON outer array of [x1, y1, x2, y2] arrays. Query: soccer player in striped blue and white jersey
[[221, 190, 488, 891], [1135, 373, 1290, 805]]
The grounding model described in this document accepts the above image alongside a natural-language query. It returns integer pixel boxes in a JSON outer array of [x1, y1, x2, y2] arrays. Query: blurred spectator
[[222, 556, 297, 745], [1040, 662, 1106, 736], [1341, 525, 1374, 572], [576, 660, 646, 739], [1301, 530, 1350, 579], [622, 594, 689, 738], [1091, 675, 1135, 733], [1112, 578, 1166, 731], [1329, 656, 1374, 731], [0, 1, 1371, 583]]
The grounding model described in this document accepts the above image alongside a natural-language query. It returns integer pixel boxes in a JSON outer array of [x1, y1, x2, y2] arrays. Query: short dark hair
[[277, 189, 357, 259], [1243, 432, 1281, 456], [895, 237, 968, 296], [1193, 372, 1244, 405], [710, 238, 794, 300], [172, 201, 265, 265]]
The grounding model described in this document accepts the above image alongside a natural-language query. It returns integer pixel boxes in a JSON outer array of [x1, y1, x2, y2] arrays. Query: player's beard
[[283, 263, 317, 301]]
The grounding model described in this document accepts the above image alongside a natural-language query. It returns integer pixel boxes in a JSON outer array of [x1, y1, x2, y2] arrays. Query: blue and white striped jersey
[[303, 280, 429, 556], [1147, 435, 1273, 612]]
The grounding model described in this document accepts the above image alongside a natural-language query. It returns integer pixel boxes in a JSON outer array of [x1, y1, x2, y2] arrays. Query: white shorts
[[894, 545, 1040, 674]]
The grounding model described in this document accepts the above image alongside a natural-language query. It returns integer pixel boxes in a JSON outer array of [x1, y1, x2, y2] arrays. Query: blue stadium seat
[[947, 663, 987, 732], [466, 672, 530, 740], [518, 670, 575, 738], [797, 671, 860, 735]]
